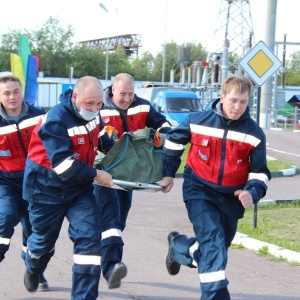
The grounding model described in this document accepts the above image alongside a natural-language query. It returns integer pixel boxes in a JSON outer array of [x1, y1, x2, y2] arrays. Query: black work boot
[[166, 231, 181, 275], [24, 268, 39, 292], [107, 262, 127, 289], [38, 273, 49, 291]]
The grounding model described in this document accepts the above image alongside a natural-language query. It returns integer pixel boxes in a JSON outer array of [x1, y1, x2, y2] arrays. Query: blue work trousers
[[0, 178, 30, 262], [94, 184, 132, 280], [25, 190, 101, 300], [172, 199, 238, 300]]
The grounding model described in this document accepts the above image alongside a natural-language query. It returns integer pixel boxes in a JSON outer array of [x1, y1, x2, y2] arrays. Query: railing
[[249, 107, 300, 130]]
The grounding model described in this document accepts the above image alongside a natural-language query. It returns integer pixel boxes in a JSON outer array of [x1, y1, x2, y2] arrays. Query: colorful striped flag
[[19, 34, 31, 79], [24, 55, 38, 106], [12, 34, 39, 106], [10, 53, 25, 92]]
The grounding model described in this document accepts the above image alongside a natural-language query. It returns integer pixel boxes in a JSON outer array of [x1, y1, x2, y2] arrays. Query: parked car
[[135, 84, 179, 103], [151, 90, 201, 127]]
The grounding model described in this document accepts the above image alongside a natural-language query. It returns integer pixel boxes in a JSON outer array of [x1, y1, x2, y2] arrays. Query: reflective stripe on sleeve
[[248, 172, 269, 185], [157, 122, 172, 131], [164, 139, 185, 151], [53, 157, 75, 174]]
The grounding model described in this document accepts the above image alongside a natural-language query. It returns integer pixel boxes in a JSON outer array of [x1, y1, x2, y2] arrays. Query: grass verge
[[238, 201, 300, 253]]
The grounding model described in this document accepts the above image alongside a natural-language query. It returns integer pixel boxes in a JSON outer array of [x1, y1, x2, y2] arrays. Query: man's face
[[0, 80, 23, 115], [72, 87, 103, 113], [220, 89, 249, 120], [111, 82, 134, 110]]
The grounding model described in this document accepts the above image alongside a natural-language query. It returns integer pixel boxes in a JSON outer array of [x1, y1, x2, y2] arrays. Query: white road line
[[267, 147, 300, 157]]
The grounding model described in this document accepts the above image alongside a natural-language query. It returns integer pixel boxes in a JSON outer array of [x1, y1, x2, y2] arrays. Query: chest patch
[[78, 137, 85, 144], [201, 139, 209, 146], [0, 150, 10, 156]]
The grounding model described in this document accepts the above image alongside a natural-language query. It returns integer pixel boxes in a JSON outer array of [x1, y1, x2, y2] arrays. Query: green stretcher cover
[[95, 128, 165, 184]]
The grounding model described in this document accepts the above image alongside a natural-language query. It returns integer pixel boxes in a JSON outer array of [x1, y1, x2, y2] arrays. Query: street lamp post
[[99, 3, 109, 87], [162, 0, 168, 83]]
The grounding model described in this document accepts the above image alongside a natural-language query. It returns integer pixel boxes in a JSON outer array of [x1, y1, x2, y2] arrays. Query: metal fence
[[269, 106, 300, 130], [249, 106, 300, 130]]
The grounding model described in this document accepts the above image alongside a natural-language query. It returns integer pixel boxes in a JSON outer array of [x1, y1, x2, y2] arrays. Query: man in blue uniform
[[160, 74, 271, 300], [95, 73, 172, 289], [0, 75, 49, 291], [22, 76, 115, 299]]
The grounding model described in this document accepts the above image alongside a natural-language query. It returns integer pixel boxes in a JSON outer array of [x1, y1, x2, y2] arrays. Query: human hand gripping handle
[[94, 169, 114, 188], [234, 190, 253, 209], [158, 177, 174, 193]]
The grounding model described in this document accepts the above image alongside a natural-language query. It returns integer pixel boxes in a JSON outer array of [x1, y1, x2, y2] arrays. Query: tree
[[130, 51, 155, 81], [0, 29, 22, 71], [110, 45, 132, 79], [150, 42, 179, 82], [28, 17, 75, 77], [285, 51, 300, 86], [190, 43, 208, 63], [0, 18, 212, 84], [70, 45, 105, 79]]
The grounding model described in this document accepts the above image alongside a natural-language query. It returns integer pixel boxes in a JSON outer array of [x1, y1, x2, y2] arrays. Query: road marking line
[[267, 147, 300, 157]]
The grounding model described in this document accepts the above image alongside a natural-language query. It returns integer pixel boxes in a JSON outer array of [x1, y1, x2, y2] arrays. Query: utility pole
[[260, 0, 277, 128], [99, 3, 109, 87], [162, 0, 168, 84]]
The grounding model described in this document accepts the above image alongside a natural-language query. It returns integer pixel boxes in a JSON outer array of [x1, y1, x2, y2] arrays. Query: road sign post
[[239, 40, 282, 86], [239, 41, 282, 228]]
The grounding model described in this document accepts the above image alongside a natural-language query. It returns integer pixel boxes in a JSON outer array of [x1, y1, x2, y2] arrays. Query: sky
[[1, 0, 299, 58]]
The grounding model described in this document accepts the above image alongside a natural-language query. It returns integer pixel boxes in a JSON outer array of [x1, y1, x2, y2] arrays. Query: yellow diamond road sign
[[239, 40, 282, 86]]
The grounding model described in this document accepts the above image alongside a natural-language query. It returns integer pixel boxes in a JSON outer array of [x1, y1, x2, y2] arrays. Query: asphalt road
[[264, 129, 300, 201], [264, 129, 300, 168], [1, 129, 300, 300]]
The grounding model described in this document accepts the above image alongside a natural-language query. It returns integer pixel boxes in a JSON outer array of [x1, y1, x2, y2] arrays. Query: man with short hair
[[95, 73, 172, 289], [22, 76, 114, 299], [160, 74, 271, 300], [0, 75, 49, 291]]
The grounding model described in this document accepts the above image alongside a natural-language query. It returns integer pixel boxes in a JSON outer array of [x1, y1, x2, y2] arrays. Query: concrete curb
[[232, 232, 300, 264], [270, 165, 298, 177]]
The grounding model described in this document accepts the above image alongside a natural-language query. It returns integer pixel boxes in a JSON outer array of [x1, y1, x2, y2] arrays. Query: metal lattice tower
[[212, 0, 255, 58], [199, 0, 256, 106]]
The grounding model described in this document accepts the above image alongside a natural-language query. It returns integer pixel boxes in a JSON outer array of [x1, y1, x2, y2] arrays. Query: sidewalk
[[2, 176, 300, 299]]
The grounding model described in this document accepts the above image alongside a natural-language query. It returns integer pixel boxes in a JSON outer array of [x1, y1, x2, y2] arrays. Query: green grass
[[238, 201, 300, 253], [267, 159, 295, 172]]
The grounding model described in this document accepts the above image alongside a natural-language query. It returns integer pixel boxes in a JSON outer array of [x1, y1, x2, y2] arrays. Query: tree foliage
[[29, 17, 75, 77], [0, 17, 299, 86], [285, 51, 300, 86], [70, 45, 105, 79], [0, 29, 21, 71]]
